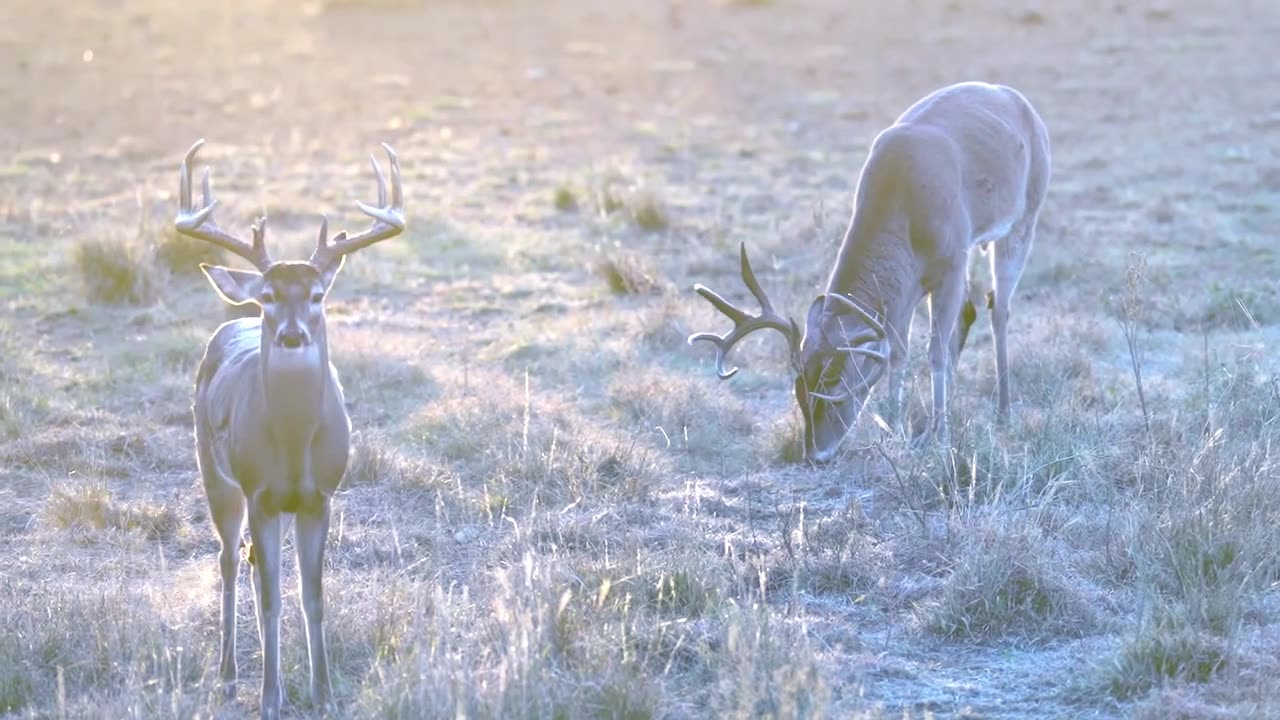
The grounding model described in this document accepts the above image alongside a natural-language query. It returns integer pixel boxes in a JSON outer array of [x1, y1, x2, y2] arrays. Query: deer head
[[176, 139, 406, 357], [688, 243, 887, 464]]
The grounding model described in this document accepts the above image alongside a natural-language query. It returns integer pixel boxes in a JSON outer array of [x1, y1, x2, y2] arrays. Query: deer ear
[[200, 264, 263, 306], [319, 255, 346, 294], [806, 295, 826, 330]]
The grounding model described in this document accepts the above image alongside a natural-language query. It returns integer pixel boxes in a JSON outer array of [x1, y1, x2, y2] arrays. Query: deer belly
[[972, 217, 1014, 247]]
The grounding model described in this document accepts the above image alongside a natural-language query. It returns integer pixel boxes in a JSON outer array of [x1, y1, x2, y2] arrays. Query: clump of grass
[[45, 483, 183, 540], [595, 252, 664, 296], [627, 189, 669, 232], [1103, 612, 1226, 699], [46, 483, 119, 532], [922, 514, 1097, 639], [73, 236, 158, 305], [153, 231, 226, 275], [553, 184, 579, 212], [584, 170, 671, 231]]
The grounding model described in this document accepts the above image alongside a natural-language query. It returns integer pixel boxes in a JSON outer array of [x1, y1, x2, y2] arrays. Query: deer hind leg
[[247, 502, 284, 720], [296, 498, 333, 711], [990, 215, 1038, 422]]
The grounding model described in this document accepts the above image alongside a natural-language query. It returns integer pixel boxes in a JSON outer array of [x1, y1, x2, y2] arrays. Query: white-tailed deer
[[178, 139, 405, 718], [689, 82, 1050, 463]]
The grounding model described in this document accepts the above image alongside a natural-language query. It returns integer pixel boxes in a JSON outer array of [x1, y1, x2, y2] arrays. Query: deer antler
[[688, 243, 800, 379], [826, 293, 889, 362], [175, 139, 274, 271], [804, 293, 889, 402], [309, 144, 405, 269]]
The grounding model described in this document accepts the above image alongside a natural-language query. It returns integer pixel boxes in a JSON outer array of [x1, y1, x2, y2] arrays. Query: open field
[[2, 0, 1280, 717]]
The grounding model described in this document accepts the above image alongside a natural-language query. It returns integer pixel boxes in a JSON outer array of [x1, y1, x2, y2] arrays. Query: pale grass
[[3, 1, 1280, 719]]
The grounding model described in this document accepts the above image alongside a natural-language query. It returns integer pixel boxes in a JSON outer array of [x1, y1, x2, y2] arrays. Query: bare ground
[[2, 0, 1280, 718]]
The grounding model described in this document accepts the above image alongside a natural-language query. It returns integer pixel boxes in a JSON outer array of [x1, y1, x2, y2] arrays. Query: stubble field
[[2, 0, 1280, 718]]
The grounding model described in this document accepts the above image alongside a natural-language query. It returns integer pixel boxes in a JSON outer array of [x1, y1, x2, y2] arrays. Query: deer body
[[197, 315, 350, 514], [690, 82, 1050, 463], [178, 140, 405, 719], [196, 313, 349, 717]]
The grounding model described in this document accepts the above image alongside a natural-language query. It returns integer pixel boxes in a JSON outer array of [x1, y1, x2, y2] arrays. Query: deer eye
[[260, 291, 276, 304], [310, 292, 324, 304]]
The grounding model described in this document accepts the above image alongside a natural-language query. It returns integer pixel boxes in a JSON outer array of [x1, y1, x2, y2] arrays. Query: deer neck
[[827, 229, 916, 328], [258, 327, 331, 451]]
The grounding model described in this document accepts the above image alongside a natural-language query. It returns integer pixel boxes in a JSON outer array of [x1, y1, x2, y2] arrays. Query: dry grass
[[73, 235, 159, 305], [45, 482, 184, 541], [921, 513, 1101, 640], [596, 251, 666, 296], [3, 0, 1279, 718]]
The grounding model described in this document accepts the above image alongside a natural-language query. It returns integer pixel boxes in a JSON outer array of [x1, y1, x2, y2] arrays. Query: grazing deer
[[689, 82, 1050, 463], [178, 139, 405, 718]]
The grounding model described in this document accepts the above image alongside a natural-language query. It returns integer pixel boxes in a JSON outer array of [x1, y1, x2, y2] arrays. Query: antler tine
[[174, 139, 273, 271], [807, 359, 887, 402], [825, 292, 886, 338], [739, 242, 783, 320], [309, 143, 406, 269], [687, 243, 800, 380]]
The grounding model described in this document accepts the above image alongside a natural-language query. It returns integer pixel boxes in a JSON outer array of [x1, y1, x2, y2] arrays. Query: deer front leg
[[296, 497, 333, 712], [924, 271, 966, 449], [883, 321, 911, 437], [211, 490, 246, 701], [248, 501, 284, 720]]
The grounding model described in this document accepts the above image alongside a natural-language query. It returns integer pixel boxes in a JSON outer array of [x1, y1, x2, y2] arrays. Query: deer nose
[[278, 329, 307, 349]]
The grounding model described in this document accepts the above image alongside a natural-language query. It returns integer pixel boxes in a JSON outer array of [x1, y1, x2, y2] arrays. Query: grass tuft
[[553, 184, 579, 212], [45, 483, 183, 540], [923, 514, 1098, 639], [627, 189, 669, 232], [595, 252, 665, 296], [73, 236, 159, 305], [1104, 612, 1227, 699], [153, 231, 226, 276]]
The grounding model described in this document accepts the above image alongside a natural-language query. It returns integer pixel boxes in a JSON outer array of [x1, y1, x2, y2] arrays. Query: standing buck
[[689, 82, 1050, 463], [178, 139, 405, 718]]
